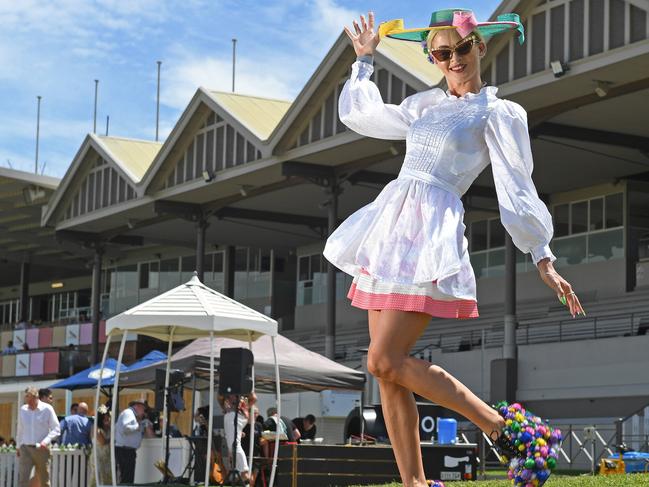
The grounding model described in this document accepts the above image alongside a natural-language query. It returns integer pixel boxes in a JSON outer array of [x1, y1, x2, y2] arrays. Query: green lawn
[[361, 474, 649, 486]]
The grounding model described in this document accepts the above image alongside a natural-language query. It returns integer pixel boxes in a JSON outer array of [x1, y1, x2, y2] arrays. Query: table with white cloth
[[133, 437, 191, 483]]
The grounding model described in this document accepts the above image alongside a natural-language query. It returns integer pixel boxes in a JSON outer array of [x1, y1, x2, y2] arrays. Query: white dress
[[322, 59, 556, 318]]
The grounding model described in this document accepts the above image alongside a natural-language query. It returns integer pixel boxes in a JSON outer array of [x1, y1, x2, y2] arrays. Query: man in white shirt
[[114, 400, 154, 483], [16, 386, 60, 487]]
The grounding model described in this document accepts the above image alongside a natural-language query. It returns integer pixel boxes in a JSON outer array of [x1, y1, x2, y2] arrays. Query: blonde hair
[[426, 28, 484, 53]]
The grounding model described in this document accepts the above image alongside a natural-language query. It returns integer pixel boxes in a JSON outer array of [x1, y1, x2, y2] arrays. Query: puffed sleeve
[[338, 59, 424, 140], [485, 100, 557, 266]]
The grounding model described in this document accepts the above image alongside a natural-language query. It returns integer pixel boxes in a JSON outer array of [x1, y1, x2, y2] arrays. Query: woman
[[218, 391, 257, 484], [90, 405, 112, 487], [323, 8, 585, 487]]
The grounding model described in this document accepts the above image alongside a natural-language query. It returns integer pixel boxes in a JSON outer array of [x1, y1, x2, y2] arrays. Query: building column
[[491, 233, 518, 404], [91, 246, 104, 364], [19, 260, 30, 323], [325, 181, 340, 360], [225, 245, 236, 298], [196, 219, 209, 282]]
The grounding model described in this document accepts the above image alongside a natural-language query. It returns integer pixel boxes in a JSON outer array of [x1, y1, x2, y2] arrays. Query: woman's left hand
[[538, 260, 586, 318]]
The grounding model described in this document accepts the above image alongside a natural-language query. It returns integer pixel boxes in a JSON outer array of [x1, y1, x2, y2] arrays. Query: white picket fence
[[0, 449, 88, 487]]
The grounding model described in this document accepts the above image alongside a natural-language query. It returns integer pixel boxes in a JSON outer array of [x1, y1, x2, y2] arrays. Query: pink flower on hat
[[453, 10, 478, 38]]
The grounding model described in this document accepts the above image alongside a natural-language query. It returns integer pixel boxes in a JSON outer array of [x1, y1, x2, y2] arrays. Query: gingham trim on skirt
[[347, 269, 479, 319]]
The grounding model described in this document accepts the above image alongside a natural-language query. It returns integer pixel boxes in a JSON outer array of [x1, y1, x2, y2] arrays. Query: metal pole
[[247, 334, 255, 472], [35, 96, 41, 174], [232, 38, 237, 92], [110, 332, 128, 487], [503, 234, 517, 359], [325, 181, 339, 360], [162, 327, 175, 482], [93, 79, 99, 134], [269, 335, 281, 487], [205, 331, 215, 487], [91, 247, 103, 365], [196, 219, 208, 282], [94, 333, 112, 487], [19, 261, 30, 323], [156, 61, 162, 141], [105, 115, 109, 136]]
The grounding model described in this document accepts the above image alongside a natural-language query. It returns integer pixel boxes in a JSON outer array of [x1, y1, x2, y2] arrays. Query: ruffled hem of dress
[[347, 281, 479, 319]]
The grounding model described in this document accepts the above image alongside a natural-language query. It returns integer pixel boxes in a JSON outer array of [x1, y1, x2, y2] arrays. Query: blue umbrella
[[50, 358, 126, 390], [126, 350, 166, 371]]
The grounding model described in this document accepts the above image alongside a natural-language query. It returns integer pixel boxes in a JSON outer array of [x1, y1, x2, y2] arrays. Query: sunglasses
[[429, 35, 480, 63]]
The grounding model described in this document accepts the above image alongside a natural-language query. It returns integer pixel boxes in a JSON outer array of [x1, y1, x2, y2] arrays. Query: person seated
[[263, 407, 299, 442], [292, 414, 317, 442], [3, 341, 17, 354]]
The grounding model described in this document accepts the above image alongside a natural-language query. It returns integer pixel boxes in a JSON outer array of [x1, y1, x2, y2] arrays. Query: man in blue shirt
[[59, 402, 92, 446]]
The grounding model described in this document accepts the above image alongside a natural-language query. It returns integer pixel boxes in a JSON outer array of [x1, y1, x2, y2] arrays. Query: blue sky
[[0, 0, 501, 178]]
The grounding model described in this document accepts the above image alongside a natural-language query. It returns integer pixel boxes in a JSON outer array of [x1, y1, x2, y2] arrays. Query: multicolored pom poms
[[494, 401, 562, 487], [426, 480, 445, 487]]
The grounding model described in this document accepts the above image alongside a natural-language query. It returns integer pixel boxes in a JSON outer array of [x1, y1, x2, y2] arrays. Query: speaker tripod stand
[[225, 395, 248, 487]]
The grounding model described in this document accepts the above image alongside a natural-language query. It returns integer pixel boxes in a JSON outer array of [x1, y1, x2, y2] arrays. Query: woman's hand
[[537, 258, 586, 318], [344, 11, 380, 57]]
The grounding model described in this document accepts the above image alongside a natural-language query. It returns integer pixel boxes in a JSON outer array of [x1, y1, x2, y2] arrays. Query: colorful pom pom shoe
[[426, 480, 445, 487], [491, 401, 563, 487]]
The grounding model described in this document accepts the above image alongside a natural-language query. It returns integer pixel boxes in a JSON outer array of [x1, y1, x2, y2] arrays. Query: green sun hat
[[378, 8, 525, 51]]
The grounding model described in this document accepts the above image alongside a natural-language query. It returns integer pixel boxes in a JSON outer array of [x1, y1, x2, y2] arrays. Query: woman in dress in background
[[90, 405, 112, 487]]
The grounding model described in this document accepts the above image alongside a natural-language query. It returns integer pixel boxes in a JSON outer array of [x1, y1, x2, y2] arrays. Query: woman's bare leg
[[367, 310, 504, 443], [368, 310, 427, 487]]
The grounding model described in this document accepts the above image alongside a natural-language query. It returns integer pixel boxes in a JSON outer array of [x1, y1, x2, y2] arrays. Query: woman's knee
[[367, 348, 403, 381]]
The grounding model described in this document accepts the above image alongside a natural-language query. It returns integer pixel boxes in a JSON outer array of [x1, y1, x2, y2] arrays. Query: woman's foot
[[492, 401, 562, 487]]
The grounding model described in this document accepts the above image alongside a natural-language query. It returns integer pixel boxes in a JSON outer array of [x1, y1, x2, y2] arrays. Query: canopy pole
[[94, 333, 112, 487], [247, 333, 255, 474], [162, 327, 175, 478], [110, 333, 127, 487], [268, 335, 280, 487], [205, 331, 215, 487]]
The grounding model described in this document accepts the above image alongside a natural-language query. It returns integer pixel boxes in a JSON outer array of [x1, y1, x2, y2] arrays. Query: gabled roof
[[42, 133, 161, 227], [267, 32, 444, 152], [94, 135, 162, 183], [207, 91, 291, 141], [141, 88, 292, 193]]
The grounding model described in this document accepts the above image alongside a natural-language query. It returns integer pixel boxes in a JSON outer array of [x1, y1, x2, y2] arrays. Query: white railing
[[0, 449, 88, 487]]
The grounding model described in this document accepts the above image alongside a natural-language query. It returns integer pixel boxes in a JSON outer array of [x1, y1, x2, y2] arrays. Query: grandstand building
[[1, 0, 648, 443]]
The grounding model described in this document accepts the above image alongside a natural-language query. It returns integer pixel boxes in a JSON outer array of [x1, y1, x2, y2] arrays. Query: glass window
[[489, 219, 506, 248], [160, 258, 179, 290], [102, 168, 110, 208], [235, 248, 247, 272], [261, 250, 271, 272], [139, 262, 159, 289], [554, 203, 569, 237], [605, 193, 623, 228], [488, 249, 506, 277], [553, 235, 587, 268], [571, 201, 588, 234], [176, 158, 184, 185], [589, 229, 624, 262], [310, 254, 321, 280], [139, 263, 150, 289], [246, 141, 256, 163], [213, 252, 224, 273], [471, 220, 488, 252], [298, 256, 310, 281], [311, 109, 322, 142], [589, 197, 604, 231], [470, 252, 487, 279], [249, 249, 260, 273]]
